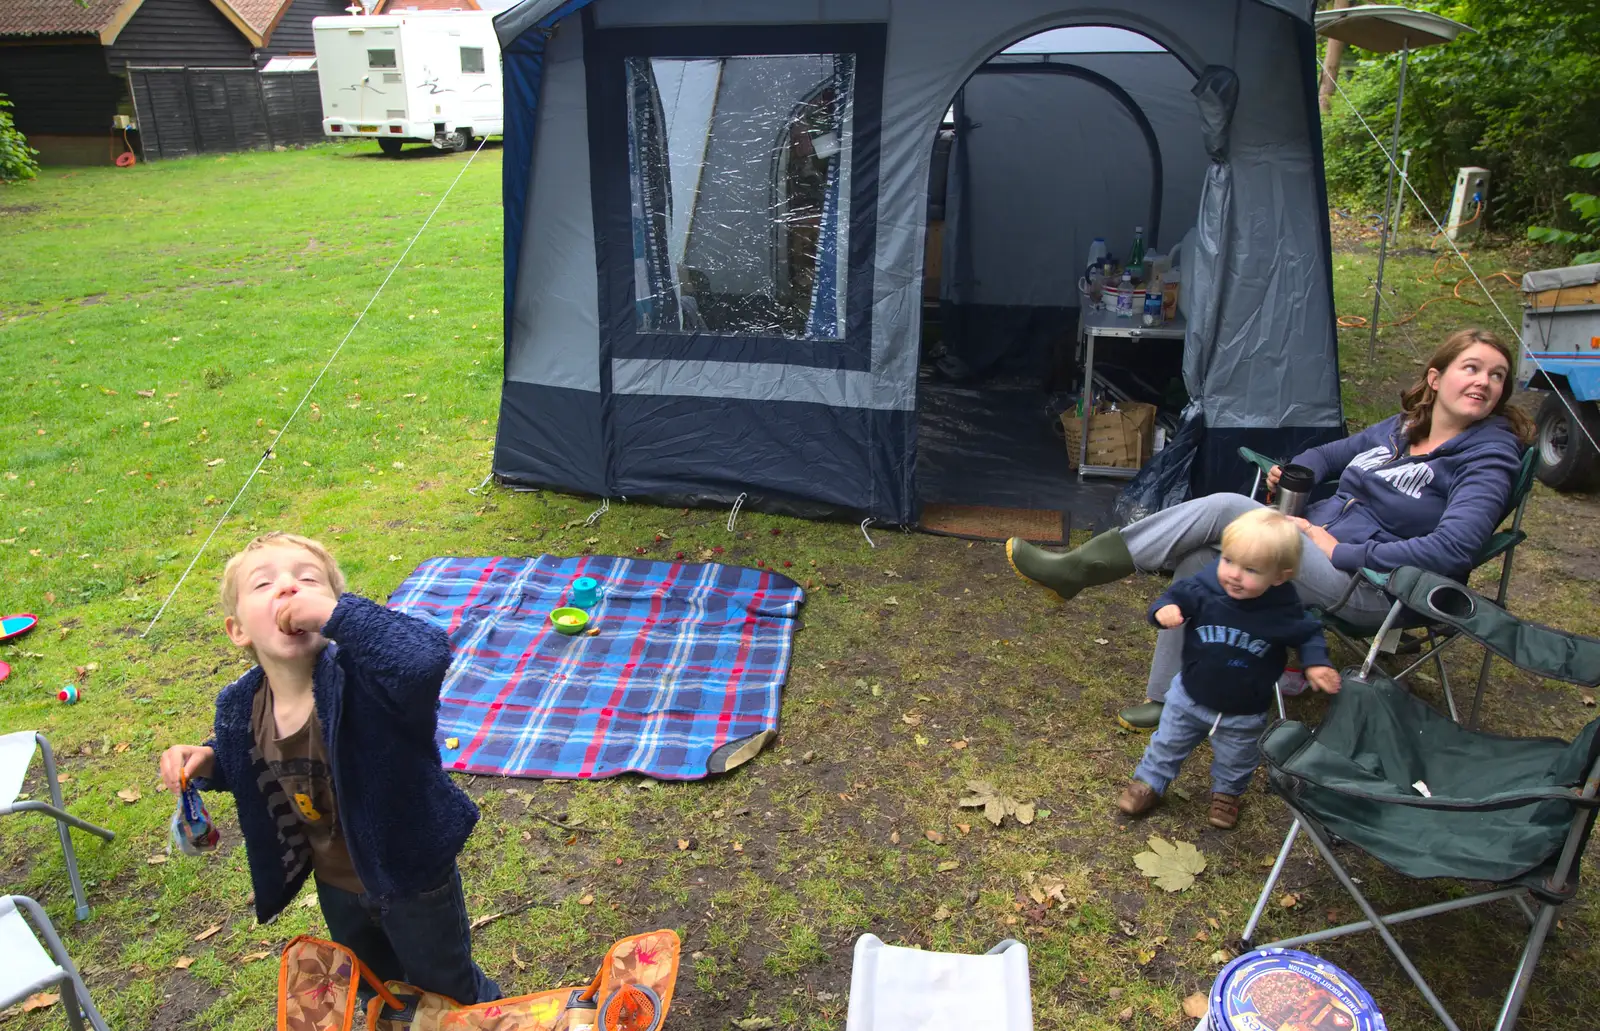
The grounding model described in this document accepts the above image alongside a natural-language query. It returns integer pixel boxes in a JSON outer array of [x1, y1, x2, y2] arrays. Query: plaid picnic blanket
[[386, 555, 805, 781]]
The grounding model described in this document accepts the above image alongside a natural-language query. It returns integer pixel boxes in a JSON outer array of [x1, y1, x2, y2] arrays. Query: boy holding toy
[[1117, 508, 1341, 829], [158, 531, 500, 1003]]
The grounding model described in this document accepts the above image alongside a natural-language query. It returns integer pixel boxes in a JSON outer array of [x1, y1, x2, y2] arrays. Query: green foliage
[[0, 92, 41, 183], [1321, 0, 1600, 232], [1527, 151, 1600, 263]]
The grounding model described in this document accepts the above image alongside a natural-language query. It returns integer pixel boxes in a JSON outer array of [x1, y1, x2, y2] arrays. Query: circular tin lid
[[1211, 949, 1385, 1031]]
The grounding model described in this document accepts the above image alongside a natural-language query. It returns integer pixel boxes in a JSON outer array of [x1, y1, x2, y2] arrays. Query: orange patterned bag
[[277, 930, 681, 1031]]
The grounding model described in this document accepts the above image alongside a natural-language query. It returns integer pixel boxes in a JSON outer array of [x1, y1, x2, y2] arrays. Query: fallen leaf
[[242, 951, 272, 963], [1210, 948, 1236, 965], [1094, 637, 1110, 645], [931, 905, 951, 921], [194, 924, 222, 942], [1107, 988, 1124, 1000], [956, 823, 971, 835], [732, 1019, 775, 1031], [114, 741, 129, 754], [300, 895, 318, 908], [1279, 893, 1299, 909], [205, 458, 225, 467], [889, 830, 901, 844], [1116, 1006, 1134, 1022], [21, 992, 58, 1012], [731, 841, 744, 853], [914, 734, 929, 747], [1207, 917, 1221, 931], [137, 389, 155, 398], [1183, 992, 1210, 1019], [1171, 785, 1192, 801], [117, 787, 142, 804], [578, 894, 595, 906], [512, 944, 527, 972], [147, 854, 168, 865], [951, 739, 968, 750], [901, 712, 923, 726], [469, 912, 502, 931], [1136, 947, 1156, 965], [1133, 836, 1207, 892], [937, 860, 960, 872], [958, 779, 1035, 827], [1584, 695, 1596, 707], [174, 956, 194, 970], [924, 829, 945, 844]]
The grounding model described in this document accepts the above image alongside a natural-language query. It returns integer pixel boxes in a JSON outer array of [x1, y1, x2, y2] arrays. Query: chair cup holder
[[1426, 584, 1476, 620]]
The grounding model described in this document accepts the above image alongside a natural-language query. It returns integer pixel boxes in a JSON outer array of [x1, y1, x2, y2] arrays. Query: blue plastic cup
[[571, 576, 600, 609]]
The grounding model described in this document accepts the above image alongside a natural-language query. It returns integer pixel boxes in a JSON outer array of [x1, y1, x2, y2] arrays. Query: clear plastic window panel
[[625, 54, 855, 341], [460, 47, 485, 74]]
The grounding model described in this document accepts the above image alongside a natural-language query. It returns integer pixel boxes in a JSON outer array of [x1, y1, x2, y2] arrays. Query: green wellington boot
[[1005, 530, 1135, 602], [1117, 701, 1164, 731]]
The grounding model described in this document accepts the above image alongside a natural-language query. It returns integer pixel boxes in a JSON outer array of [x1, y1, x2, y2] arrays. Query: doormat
[[386, 554, 805, 781], [919, 504, 1067, 545]]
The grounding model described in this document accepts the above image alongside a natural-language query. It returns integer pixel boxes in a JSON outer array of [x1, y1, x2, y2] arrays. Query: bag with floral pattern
[[277, 929, 681, 1031]]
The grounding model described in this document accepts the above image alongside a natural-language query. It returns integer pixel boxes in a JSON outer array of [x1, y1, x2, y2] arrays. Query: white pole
[[1367, 39, 1409, 362]]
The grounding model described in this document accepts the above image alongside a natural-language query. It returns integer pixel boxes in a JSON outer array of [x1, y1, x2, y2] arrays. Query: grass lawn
[[3, 143, 1599, 1030]]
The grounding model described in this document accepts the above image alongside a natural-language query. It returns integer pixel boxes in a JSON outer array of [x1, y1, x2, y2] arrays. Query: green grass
[[2, 146, 1599, 1029]]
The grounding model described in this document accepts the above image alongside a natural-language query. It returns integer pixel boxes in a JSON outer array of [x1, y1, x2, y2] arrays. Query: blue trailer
[[1520, 263, 1600, 491]]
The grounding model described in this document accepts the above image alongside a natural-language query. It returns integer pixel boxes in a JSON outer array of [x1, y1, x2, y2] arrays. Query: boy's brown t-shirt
[[251, 684, 364, 894]]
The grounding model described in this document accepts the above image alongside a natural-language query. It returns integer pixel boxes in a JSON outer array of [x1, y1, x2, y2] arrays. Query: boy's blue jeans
[[1133, 676, 1268, 797], [316, 865, 502, 1005]]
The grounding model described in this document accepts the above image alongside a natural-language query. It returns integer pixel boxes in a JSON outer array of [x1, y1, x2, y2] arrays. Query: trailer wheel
[[1535, 391, 1600, 492], [450, 130, 473, 152], [379, 137, 404, 158]]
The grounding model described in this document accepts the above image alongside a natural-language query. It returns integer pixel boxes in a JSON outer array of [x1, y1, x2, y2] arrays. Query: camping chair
[[1241, 565, 1600, 1031], [845, 934, 1032, 1031], [0, 895, 110, 1031], [1241, 444, 1538, 727], [0, 732, 115, 921]]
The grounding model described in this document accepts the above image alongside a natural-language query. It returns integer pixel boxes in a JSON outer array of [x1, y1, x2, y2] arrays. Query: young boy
[[1117, 508, 1341, 829], [158, 532, 501, 1003]]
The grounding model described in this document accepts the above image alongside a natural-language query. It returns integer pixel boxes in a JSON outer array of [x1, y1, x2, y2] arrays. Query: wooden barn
[[0, 0, 348, 164]]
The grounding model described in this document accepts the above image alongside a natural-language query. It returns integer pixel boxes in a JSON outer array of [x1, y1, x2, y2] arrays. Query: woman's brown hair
[[1400, 327, 1536, 447]]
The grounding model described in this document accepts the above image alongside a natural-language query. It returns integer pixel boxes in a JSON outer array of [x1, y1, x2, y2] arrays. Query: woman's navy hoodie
[[196, 593, 477, 924], [1294, 413, 1523, 582]]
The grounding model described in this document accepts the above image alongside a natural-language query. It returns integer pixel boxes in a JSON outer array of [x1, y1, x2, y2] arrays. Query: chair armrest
[[1237, 446, 1279, 476], [1473, 529, 1527, 569], [1381, 566, 1600, 688]]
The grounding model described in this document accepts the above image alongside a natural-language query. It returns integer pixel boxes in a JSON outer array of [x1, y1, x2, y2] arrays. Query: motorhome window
[[367, 49, 397, 69], [624, 54, 854, 341], [460, 47, 485, 74]]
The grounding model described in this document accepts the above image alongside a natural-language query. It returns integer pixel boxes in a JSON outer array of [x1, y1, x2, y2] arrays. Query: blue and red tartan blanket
[[386, 555, 805, 781]]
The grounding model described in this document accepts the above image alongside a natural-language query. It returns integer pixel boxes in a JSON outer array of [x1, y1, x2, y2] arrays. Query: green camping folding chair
[[1241, 445, 1538, 727], [1242, 565, 1600, 1031]]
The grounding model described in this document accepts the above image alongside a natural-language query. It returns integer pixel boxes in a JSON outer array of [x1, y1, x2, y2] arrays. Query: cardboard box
[[1061, 402, 1156, 470]]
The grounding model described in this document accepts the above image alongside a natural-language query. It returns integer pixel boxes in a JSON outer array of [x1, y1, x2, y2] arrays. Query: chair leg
[[1495, 902, 1559, 1031], [1469, 648, 1494, 731], [58, 977, 87, 1031], [1430, 629, 1460, 724], [37, 735, 92, 921], [1513, 894, 1538, 927], [1242, 820, 1299, 944], [1297, 817, 1463, 1031]]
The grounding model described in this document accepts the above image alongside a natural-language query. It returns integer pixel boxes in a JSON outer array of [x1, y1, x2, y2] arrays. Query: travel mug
[[1274, 464, 1316, 517]]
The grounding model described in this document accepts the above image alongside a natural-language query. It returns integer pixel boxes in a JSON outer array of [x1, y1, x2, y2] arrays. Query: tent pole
[[1367, 39, 1409, 362]]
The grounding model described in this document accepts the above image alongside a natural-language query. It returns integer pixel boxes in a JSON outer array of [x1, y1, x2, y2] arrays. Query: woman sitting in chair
[[1008, 327, 1535, 730]]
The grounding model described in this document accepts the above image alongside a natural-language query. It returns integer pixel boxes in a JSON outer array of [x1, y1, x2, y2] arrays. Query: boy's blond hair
[[220, 532, 347, 619], [1220, 508, 1303, 578]]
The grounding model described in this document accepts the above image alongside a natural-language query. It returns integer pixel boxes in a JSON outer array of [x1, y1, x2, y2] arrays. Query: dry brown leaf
[[174, 956, 194, 970], [147, 854, 168, 865], [1116, 1006, 1134, 1022], [578, 894, 595, 906], [1206, 916, 1221, 931], [731, 841, 744, 853], [957, 780, 1034, 827], [1584, 694, 1596, 708], [937, 860, 960, 872], [117, 787, 142, 804], [901, 712, 923, 726], [889, 830, 901, 845], [931, 905, 951, 921], [1182, 992, 1210, 1019], [956, 823, 971, 835], [194, 924, 221, 942], [22, 992, 59, 1012], [512, 944, 527, 972], [924, 829, 945, 844], [114, 741, 130, 754], [677, 839, 691, 851], [242, 951, 272, 963], [1279, 893, 1299, 909], [951, 739, 968, 750], [469, 912, 502, 931]]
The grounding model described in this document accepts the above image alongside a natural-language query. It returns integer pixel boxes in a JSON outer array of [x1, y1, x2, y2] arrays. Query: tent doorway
[[916, 27, 1206, 538]]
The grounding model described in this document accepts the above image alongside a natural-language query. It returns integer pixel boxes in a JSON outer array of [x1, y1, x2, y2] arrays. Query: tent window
[[624, 54, 854, 341], [460, 47, 485, 74], [367, 49, 397, 69]]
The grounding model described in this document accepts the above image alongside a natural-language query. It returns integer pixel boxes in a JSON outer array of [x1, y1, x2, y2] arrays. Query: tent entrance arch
[[916, 27, 1208, 530]]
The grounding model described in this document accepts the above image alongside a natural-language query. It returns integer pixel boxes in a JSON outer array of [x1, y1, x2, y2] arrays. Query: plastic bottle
[[1115, 270, 1134, 318], [1085, 237, 1108, 278], [1128, 226, 1146, 281], [1143, 287, 1163, 324]]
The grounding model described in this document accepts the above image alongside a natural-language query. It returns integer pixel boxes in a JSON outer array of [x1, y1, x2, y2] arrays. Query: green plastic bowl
[[550, 607, 590, 635]]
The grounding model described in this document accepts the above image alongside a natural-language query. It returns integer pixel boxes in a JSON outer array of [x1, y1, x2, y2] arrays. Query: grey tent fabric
[[1523, 264, 1600, 292], [1182, 66, 1237, 402], [493, 0, 1343, 522]]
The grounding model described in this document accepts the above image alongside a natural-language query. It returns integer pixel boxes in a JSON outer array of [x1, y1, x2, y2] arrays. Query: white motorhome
[[312, 11, 503, 156]]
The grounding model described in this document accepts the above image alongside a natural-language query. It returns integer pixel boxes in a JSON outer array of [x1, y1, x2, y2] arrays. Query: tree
[[1318, 0, 1352, 115], [1528, 152, 1600, 263], [0, 93, 41, 184]]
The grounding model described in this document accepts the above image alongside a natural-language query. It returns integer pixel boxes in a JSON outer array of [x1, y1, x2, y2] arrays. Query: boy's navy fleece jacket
[[1150, 561, 1331, 716], [1294, 413, 1523, 583], [197, 594, 477, 923]]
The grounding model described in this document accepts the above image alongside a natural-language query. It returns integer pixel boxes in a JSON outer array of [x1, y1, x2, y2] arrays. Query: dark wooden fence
[[129, 66, 324, 161]]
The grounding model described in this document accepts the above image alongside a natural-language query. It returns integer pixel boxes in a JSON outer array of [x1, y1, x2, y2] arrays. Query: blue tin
[[571, 576, 600, 609], [1208, 948, 1384, 1031]]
